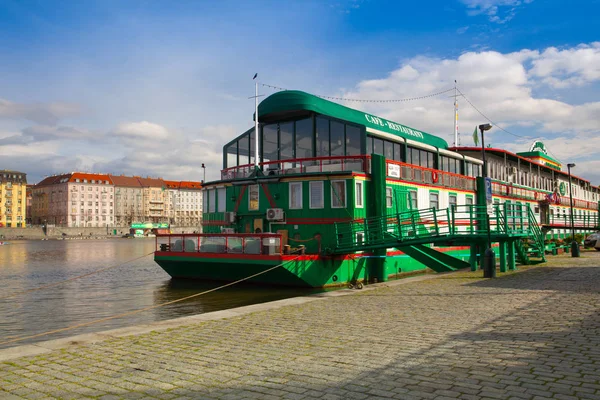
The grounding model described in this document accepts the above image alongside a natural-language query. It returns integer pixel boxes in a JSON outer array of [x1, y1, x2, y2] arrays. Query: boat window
[[466, 196, 473, 205], [296, 118, 313, 158], [384, 141, 393, 161], [289, 182, 303, 209], [386, 187, 393, 208], [346, 125, 361, 156], [330, 121, 345, 157], [262, 124, 278, 163], [217, 188, 226, 212], [393, 142, 403, 162], [310, 181, 324, 209], [248, 185, 259, 211], [409, 147, 420, 166], [429, 192, 439, 210], [208, 189, 216, 213], [280, 122, 294, 160], [355, 181, 363, 208], [366, 136, 373, 155], [238, 134, 250, 165], [331, 180, 346, 208], [372, 137, 384, 155], [249, 129, 256, 165], [409, 191, 418, 209], [449, 194, 457, 208], [316, 117, 329, 157]]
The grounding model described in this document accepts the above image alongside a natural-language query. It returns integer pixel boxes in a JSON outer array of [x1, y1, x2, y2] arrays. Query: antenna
[[249, 74, 265, 167], [454, 80, 458, 147]]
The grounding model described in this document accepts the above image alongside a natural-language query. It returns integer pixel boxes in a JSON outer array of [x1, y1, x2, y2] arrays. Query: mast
[[454, 80, 458, 147], [254, 75, 259, 167]]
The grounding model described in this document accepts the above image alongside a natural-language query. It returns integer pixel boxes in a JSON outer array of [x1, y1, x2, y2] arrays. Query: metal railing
[[155, 233, 283, 255], [334, 204, 538, 252], [543, 213, 600, 229], [386, 160, 476, 191], [221, 155, 370, 180]]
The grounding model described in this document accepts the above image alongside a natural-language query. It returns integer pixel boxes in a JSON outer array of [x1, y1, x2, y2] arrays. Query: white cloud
[[460, 0, 533, 23], [339, 43, 600, 181], [0, 99, 80, 125], [528, 43, 600, 88]]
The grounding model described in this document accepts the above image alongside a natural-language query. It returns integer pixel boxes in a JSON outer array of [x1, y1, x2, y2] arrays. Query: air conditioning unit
[[266, 208, 285, 221], [224, 211, 236, 224]]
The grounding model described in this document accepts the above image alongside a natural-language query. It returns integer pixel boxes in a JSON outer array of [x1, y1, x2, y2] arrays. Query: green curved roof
[[258, 90, 448, 149]]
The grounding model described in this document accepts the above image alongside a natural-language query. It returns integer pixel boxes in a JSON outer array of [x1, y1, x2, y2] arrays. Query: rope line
[[261, 83, 455, 103], [0, 251, 155, 300], [0, 255, 301, 347]]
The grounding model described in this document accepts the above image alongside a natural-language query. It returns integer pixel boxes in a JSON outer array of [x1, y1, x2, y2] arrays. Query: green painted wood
[[508, 241, 516, 271], [470, 244, 478, 271], [401, 245, 457, 273], [499, 241, 507, 273], [410, 244, 470, 270]]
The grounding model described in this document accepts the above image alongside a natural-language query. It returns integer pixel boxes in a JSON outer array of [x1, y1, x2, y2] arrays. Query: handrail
[[221, 155, 370, 180], [385, 159, 476, 191]]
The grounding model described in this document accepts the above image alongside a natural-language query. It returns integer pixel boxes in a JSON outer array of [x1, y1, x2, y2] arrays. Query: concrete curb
[[0, 271, 446, 362]]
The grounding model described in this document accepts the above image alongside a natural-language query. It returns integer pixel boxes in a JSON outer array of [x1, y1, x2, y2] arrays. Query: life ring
[[432, 171, 439, 183]]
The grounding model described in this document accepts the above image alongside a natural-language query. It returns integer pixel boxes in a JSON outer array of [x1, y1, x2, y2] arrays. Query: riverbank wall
[[0, 226, 201, 240]]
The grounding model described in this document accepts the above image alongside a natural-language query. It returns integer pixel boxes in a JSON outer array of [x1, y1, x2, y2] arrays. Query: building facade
[[32, 173, 115, 227], [0, 170, 27, 227], [164, 181, 203, 226], [32, 172, 202, 228]]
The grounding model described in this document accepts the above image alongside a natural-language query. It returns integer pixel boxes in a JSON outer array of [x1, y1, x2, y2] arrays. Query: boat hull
[[154, 247, 472, 288]]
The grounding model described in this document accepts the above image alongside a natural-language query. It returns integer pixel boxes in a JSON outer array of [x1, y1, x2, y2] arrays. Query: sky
[[0, 0, 599, 184]]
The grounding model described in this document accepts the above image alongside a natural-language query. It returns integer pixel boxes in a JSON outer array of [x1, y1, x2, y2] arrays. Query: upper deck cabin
[[220, 90, 482, 187], [454, 145, 599, 211]]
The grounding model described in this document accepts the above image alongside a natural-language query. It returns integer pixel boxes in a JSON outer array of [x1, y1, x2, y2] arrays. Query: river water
[[0, 239, 319, 349]]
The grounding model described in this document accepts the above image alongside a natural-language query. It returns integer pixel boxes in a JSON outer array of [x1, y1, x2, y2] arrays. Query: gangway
[[333, 204, 545, 272]]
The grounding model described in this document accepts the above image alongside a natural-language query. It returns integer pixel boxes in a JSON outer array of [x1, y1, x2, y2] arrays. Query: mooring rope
[[0, 255, 301, 347], [0, 251, 155, 300]]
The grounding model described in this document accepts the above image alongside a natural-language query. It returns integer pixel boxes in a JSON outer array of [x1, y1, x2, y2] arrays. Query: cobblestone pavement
[[2, 252, 600, 399]]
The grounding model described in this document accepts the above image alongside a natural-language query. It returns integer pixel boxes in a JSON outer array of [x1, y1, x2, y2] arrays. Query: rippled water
[[0, 239, 319, 349]]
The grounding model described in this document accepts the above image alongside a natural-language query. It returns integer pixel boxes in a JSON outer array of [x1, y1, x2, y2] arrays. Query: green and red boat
[[154, 90, 600, 287]]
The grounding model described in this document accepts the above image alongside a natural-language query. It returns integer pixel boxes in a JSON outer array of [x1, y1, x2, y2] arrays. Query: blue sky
[[0, 0, 599, 184]]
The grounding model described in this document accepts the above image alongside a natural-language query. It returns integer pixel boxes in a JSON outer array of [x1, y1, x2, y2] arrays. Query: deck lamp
[[201, 163, 206, 183], [567, 163, 580, 257], [478, 123, 495, 278]]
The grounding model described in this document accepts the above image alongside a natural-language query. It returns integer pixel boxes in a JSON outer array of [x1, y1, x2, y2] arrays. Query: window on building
[[386, 187, 393, 208], [217, 188, 226, 212], [310, 181, 324, 209], [466, 196, 474, 206], [355, 181, 363, 208], [429, 192, 439, 210], [289, 182, 303, 209], [248, 185, 259, 211], [331, 180, 346, 208]]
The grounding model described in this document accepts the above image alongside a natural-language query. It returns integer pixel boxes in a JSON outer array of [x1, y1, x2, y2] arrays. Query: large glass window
[[248, 185, 259, 211], [310, 181, 324, 209], [372, 137, 383, 155], [289, 182, 302, 209], [296, 118, 313, 158], [262, 124, 278, 163], [238, 134, 249, 165], [346, 125, 361, 155], [366, 136, 373, 155], [384, 141, 393, 160], [393, 142, 402, 162], [316, 117, 329, 157], [280, 122, 294, 160], [330, 121, 345, 156], [226, 142, 238, 168], [217, 188, 226, 212], [331, 180, 346, 208]]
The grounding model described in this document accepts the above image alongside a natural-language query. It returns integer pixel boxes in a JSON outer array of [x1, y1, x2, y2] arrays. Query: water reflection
[[0, 239, 317, 349]]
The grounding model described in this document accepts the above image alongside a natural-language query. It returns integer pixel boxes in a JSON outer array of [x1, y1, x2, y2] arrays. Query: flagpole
[[454, 80, 458, 147], [254, 76, 259, 168]]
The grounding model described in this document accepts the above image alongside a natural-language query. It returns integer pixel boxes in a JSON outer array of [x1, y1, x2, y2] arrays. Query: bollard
[[483, 248, 496, 278], [571, 241, 580, 257]]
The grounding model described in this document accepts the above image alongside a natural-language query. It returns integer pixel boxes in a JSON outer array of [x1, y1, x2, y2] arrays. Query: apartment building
[[32, 173, 115, 227], [164, 180, 203, 226], [110, 175, 144, 226], [0, 170, 27, 227]]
